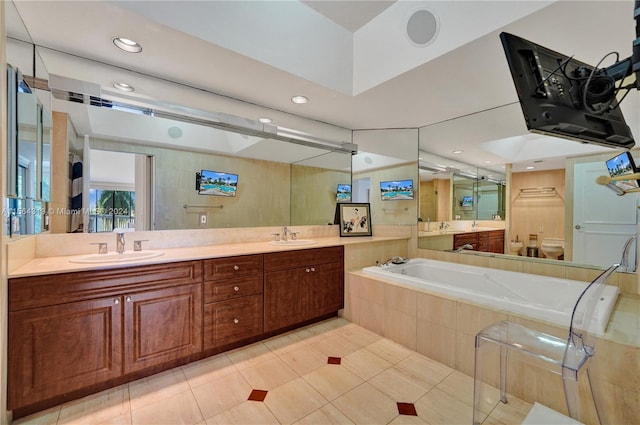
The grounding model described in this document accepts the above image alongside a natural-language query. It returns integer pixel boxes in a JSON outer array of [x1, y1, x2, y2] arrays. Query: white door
[[573, 161, 638, 271]]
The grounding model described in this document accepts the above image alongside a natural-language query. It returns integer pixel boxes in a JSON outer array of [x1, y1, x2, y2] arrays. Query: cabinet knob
[[234, 286, 240, 292], [233, 318, 239, 324], [306, 268, 310, 273], [233, 265, 240, 271], [126, 296, 132, 303], [311, 267, 316, 272], [114, 298, 120, 305]]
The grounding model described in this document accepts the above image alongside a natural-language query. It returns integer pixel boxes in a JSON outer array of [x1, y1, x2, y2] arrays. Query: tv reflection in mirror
[[337, 184, 352, 202], [199, 170, 238, 197], [461, 196, 474, 208], [380, 179, 414, 201]]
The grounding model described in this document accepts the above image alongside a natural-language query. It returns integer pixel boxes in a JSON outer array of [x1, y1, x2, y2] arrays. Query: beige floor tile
[[191, 371, 252, 419], [365, 338, 414, 364], [488, 395, 531, 425], [263, 331, 306, 355], [96, 410, 132, 425], [396, 352, 454, 388], [303, 362, 365, 401], [294, 404, 354, 425], [128, 368, 191, 412], [335, 322, 383, 347], [332, 383, 399, 425], [277, 343, 328, 375], [264, 377, 328, 424], [58, 385, 130, 425], [206, 400, 279, 425], [12, 406, 61, 425], [226, 342, 276, 370], [182, 353, 237, 389], [342, 347, 393, 380], [368, 366, 430, 403], [239, 355, 298, 389], [414, 388, 482, 425], [131, 390, 203, 425], [387, 414, 428, 425], [437, 371, 500, 415], [311, 332, 362, 358]]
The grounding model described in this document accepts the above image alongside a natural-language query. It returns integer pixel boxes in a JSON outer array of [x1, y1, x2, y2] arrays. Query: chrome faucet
[[116, 232, 126, 254], [472, 220, 478, 229], [455, 244, 474, 253], [282, 226, 289, 242]]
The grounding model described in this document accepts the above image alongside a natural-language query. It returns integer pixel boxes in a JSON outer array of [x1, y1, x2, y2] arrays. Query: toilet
[[540, 238, 564, 259]]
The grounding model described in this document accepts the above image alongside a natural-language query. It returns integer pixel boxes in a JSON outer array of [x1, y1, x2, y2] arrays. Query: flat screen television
[[461, 196, 473, 207], [605, 151, 640, 191], [336, 184, 352, 202], [198, 169, 238, 197], [380, 179, 414, 201], [500, 32, 635, 149]]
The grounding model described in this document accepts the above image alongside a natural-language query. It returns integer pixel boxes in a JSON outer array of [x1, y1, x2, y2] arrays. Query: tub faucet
[[455, 244, 474, 253], [116, 232, 125, 254]]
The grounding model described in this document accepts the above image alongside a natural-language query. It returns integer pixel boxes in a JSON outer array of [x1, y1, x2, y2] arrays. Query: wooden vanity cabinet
[[263, 246, 344, 333], [454, 230, 505, 254], [8, 261, 202, 413], [203, 255, 264, 351]]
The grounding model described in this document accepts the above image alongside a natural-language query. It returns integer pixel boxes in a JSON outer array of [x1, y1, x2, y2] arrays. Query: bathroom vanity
[[7, 245, 345, 417]]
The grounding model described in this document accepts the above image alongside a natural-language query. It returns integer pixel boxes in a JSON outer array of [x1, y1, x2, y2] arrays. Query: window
[[88, 189, 135, 233]]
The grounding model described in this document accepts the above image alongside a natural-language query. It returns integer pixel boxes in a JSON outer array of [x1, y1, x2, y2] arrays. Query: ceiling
[[7, 0, 640, 173]]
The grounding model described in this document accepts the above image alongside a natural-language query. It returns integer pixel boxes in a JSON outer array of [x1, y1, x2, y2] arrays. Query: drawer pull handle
[[233, 318, 239, 324], [234, 286, 240, 292], [126, 296, 132, 303], [233, 265, 240, 271], [114, 298, 120, 305]]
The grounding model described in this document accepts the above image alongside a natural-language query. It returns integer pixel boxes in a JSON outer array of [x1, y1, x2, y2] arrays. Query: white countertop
[[10, 236, 407, 278]]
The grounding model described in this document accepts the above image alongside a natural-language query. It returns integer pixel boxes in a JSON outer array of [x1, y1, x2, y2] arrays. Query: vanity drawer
[[204, 255, 263, 281], [204, 275, 263, 303], [264, 246, 343, 272], [204, 295, 263, 349]]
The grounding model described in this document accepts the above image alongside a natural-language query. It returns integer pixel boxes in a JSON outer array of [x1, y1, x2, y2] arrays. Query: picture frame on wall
[[339, 203, 372, 237]]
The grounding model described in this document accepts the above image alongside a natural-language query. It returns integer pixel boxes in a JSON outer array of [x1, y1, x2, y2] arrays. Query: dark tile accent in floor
[[397, 402, 418, 416], [248, 389, 268, 402], [327, 356, 342, 365]]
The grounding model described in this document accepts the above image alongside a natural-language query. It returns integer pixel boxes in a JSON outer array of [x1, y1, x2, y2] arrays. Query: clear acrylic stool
[[472, 262, 620, 425]]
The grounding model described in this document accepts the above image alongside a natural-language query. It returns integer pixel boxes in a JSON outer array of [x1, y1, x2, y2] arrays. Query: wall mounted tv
[[198, 170, 238, 197], [336, 184, 352, 202], [500, 32, 635, 149], [380, 179, 414, 201], [461, 196, 474, 207]]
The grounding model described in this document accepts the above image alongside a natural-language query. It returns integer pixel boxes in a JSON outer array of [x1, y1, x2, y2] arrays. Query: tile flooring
[[14, 318, 532, 425]]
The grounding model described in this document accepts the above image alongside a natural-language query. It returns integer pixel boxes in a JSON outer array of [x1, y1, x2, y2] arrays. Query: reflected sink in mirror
[[268, 239, 317, 246], [69, 250, 164, 263]]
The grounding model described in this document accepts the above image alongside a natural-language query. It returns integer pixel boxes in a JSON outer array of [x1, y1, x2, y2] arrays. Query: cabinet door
[[124, 284, 202, 374], [453, 233, 478, 250], [308, 261, 344, 317], [264, 268, 308, 333], [204, 295, 263, 350], [8, 297, 122, 409]]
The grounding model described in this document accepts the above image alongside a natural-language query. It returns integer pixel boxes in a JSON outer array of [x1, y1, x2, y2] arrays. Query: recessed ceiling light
[[113, 82, 135, 92], [113, 37, 142, 53], [258, 117, 272, 124], [452, 150, 463, 154], [291, 95, 308, 104], [526, 166, 535, 170], [484, 160, 492, 164], [167, 126, 183, 139]]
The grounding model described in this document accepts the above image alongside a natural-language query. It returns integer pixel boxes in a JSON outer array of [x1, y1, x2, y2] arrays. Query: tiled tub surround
[[344, 270, 640, 425]]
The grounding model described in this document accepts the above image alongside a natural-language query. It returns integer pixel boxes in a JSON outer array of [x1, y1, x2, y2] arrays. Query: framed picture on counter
[[339, 203, 372, 237]]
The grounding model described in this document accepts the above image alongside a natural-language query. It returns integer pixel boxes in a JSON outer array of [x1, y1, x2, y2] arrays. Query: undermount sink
[[69, 250, 164, 264], [268, 239, 317, 246]]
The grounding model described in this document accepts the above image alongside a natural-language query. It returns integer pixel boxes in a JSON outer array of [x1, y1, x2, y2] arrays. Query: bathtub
[[361, 258, 619, 335]]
